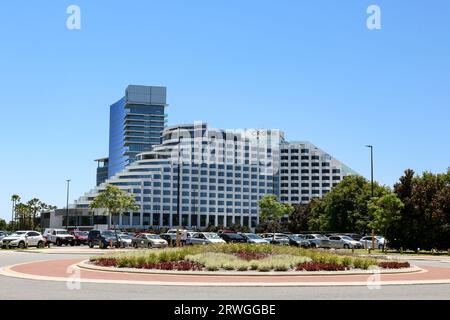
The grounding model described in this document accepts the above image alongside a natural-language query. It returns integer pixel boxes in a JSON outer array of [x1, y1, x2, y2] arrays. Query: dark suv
[[218, 232, 247, 243], [87, 230, 120, 249]]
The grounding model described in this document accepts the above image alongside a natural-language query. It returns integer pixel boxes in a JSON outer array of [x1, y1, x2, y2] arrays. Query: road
[[1, 249, 450, 300]]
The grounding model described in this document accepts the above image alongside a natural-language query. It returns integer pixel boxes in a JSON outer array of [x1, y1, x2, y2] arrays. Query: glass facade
[[108, 85, 167, 178]]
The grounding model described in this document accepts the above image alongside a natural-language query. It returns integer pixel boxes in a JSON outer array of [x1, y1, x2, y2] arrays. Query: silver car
[[360, 236, 386, 249], [328, 235, 363, 249], [0, 231, 8, 241], [241, 233, 270, 244], [301, 234, 331, 248], [117, 233, 133, 248], [189, 232, 226, 245]]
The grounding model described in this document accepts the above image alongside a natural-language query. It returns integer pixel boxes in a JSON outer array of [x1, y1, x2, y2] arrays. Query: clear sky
[[1, 0, 449, 222]]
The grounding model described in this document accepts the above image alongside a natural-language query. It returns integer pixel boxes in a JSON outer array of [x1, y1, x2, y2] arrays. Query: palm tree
[[15, 203, 31, 230], [10, 194, 20, 230]]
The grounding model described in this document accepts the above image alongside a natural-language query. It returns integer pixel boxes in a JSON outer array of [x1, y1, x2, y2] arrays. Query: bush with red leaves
[[140, 261, 203, 271], [94, 259, 203, 271], [234, 252, 271, 261], [296, 262, 348, 271], [378, 261, 410, 269], [95, 258, 118, 267]]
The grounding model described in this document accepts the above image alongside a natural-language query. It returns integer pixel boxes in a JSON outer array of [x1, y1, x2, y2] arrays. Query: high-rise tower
[[108, 85, 167, 178]]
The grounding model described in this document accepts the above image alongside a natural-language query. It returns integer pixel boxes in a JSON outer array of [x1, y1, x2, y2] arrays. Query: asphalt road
[[1, 250, 450, 300]]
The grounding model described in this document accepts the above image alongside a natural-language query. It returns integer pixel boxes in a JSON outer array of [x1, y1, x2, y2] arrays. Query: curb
[[78, 260, 424, 277]]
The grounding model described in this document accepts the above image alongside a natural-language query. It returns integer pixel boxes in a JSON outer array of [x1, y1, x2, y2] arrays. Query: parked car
[[117, 233, 133, 248], [0, 231, 9, 241], [159, 233, 178, 247], [218, 232, 247, 243], [87, 230, 120, 249], [301, 234, 332, 248], [287, 235, 311, 248], [189, 232, 226, 245], [241, 233, 270, 244], [132, 233, 168, 248], [43, 228, 76, 246], [70, 230, 88, 245], [328, 235, 363, 249], [0, 230, 46, 249], [341, 233, 363, 241], [360, 236, 386, 249], [260, 233, 290, 245]]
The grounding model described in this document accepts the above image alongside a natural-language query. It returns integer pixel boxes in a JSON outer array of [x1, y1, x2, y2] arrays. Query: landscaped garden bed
[[89, 244, 410, 272]]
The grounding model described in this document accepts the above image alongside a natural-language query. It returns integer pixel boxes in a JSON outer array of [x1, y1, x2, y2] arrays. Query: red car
[[71, 231, 89, 246]]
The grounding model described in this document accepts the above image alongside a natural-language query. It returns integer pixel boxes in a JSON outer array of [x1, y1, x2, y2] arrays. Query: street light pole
[[65, 179, 71, 229], [176, 128, 182, 247], [365, 145, 375, 251]]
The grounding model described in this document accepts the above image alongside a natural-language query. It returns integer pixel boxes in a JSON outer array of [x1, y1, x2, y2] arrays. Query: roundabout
[[2, 248, 450, 299], [2, 255, 450, 287]]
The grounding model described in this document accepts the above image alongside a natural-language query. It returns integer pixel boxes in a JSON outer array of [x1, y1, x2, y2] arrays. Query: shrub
[[341, 256, 353, 267], [378, 261, 410, 269], [94, 258, 117, 267], [136, 256, 147, 268], [234, 252, 270, 261], [158, 251, 169, 263], [353, 258, 377, 270], [296, 262, 347, 272]]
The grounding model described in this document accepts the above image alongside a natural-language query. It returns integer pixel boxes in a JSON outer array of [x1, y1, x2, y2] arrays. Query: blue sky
[[1, 0, 449, 221]]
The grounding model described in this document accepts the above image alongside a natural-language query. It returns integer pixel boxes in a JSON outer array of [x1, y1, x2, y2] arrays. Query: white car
[[1, 230, 46, 249], [241, 233, 270, 244], [360, 236, 386, 249], [43, 228, 75, 246], [132, 233, 168, 248], [328, 235, 363, 249], [189, 232, 226, 245]]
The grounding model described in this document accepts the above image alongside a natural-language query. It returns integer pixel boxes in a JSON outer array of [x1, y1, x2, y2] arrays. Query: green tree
[[15, 203, 32, 230], [11, 194, 20, 230], [258, 195, 294, 238], [392, 168, 450, 251], [368, 193, 404, 247], [0, 218, 7, 230], [89, 184, 139, 231], [26, 198, 55, 230], [286, 203, 312, 233], [307, 175, 389, 233]]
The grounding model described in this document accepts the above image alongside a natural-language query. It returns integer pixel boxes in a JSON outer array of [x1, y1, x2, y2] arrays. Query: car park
[[241, 233, 270, 244], [132, 233, 168, 248], [360, 236, 386, 249], [0, 230, 46, 249], [43, 228, 76, 246], [218, 232, 247, 243], [87, 230, 120, 249], [189, 232, 226, 245], [328, 235, 363, 249], [301, 234, 332, 248]]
